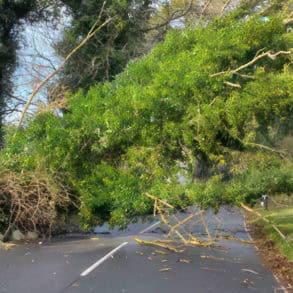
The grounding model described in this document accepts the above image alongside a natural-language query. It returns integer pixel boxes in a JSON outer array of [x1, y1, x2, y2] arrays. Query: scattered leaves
[[154, 250, 167, 255], [200, 255, 225, 261], [159, 268, 172, 272], [241, 278, 254, 287], [90, 237, 99, 241], [178, 258, 191, 263]]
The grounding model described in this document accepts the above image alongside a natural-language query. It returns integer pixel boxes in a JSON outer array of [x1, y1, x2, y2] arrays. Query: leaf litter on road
[[241, 278, 254, 287], [154, 250, 168, 255], [90, 237, 99, 241], [178, 258, 192, 263], [159, 268, 172, 272], [200, 255, 225, 261]]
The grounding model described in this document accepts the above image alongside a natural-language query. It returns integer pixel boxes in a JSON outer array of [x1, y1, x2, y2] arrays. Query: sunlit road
[[0, 207, 282, 293]]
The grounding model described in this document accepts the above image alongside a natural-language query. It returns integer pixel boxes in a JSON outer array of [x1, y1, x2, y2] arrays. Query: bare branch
[[0, 171, 74, 241], [241, 203, 286, 240], [223, 124, 288, 158], [143, 0, 194, 32], [17, 13, 112, 129], [223, 81, 241, 88], [246, 142, 287, 159], [200, 0, 212, 18], [220, 0, 233, 16], [284, 18, 293, 25], [210, 50, 292, 78], [283, 12, 293, 25], [88, 1, 107, 36]]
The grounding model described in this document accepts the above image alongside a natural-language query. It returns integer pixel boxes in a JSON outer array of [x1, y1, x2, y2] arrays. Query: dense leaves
[[2, 10, 293, 230]]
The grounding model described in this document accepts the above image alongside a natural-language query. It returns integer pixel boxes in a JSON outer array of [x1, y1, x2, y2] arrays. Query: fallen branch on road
[[134, 237, 181, 253], [222, 235, 254, 244], [141, 193, 254, 251], [241, 203, 286, 240]]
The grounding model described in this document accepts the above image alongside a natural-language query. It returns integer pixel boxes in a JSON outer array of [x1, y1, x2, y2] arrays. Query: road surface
[[0, 207, 283, 293]]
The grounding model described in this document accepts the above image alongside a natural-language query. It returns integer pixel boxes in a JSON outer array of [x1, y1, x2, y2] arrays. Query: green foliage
[[75, 164, 151, 229], [254, 203, 293, 260], [185, 158, 293, 212], [229, 162, 293, 205], [188, 175, 234, 212], [3, 11, 293, 229]]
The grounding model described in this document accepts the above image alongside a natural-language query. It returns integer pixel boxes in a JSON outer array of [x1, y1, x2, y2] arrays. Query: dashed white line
[[80, 221, 160, 277], [139, 221, 161, 234], [80, 242, 128, 277]]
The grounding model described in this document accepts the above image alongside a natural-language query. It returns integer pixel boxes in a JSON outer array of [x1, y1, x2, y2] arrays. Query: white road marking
[[139, 221, 161, 234], [242, 212, 253, 241], [241, 210, 260, 250], [80, 242, 128, 277]]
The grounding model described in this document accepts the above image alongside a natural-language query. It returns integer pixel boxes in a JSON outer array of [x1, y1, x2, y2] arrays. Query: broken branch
[[223, 81, 241, 88], [210, 50, 292, 78], [134, 237, 180, 253], [145, 192, 174, 209], [241, 203, 286, 240]]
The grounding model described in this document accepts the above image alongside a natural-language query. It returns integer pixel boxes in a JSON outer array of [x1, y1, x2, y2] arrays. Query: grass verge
[[244, 194, 293, 289]]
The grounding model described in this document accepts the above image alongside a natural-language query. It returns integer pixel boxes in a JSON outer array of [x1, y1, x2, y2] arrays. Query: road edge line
[[274, 274, 288, 293], [80, 242, 128, 277], [241, 209, 257, 246], [242, 210, 288, 293]]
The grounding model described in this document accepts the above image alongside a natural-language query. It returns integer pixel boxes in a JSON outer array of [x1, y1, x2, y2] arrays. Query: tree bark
[[191, 152, 211, 182]]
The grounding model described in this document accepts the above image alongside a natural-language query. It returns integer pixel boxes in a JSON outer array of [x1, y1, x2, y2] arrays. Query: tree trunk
[[191, 152, 210, 182], [0, 115, 3, 149], [0, 73, 4, 149]]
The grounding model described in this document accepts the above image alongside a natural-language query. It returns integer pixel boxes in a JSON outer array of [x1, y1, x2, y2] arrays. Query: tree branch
[[210, 50, 292, 78], [223, 81, 241, 88], [17, 7, 112, 129], [245, 142, 287, 159], [220, 0, 233, 16], [143, 0, 194, 32], [223, 124, 287, 158], [200, 0, 212, 18]]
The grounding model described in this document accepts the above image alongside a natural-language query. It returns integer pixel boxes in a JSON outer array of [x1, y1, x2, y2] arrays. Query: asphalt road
[[0, 207, 282, 293]]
